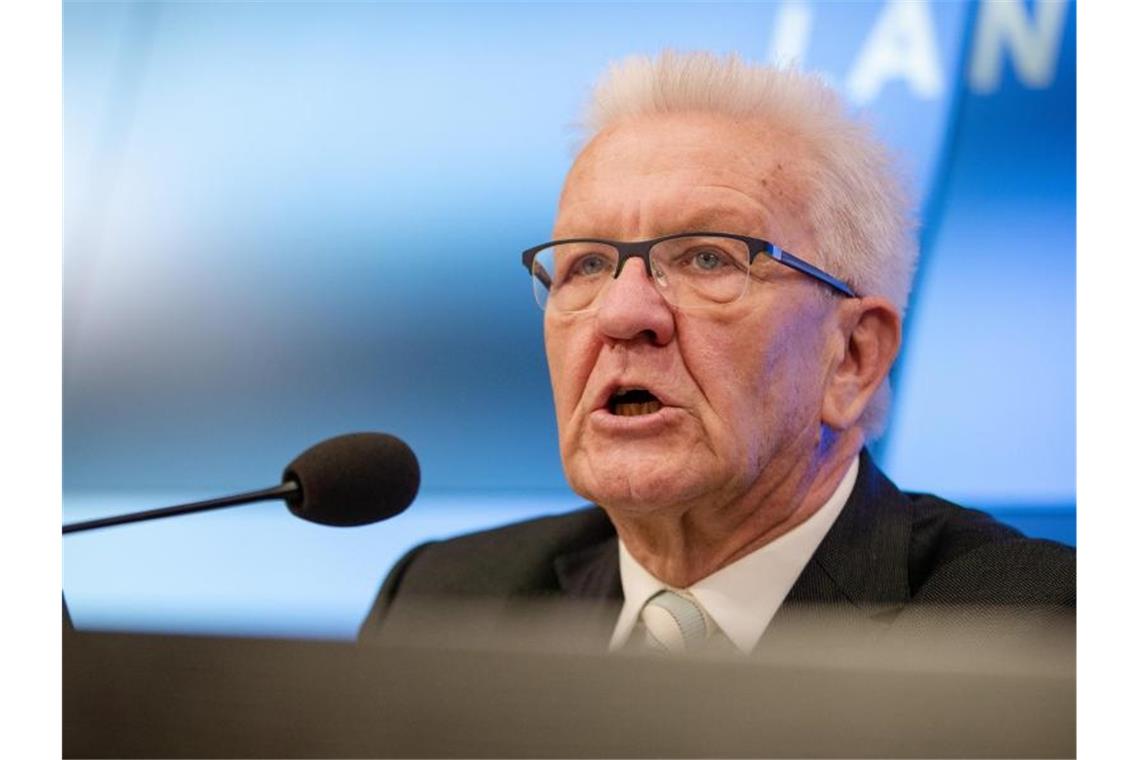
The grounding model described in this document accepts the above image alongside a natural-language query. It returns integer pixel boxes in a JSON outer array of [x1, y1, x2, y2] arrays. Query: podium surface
[[64, 616, 1074, 758]]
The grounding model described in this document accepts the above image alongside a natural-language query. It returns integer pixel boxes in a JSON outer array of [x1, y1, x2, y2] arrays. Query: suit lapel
[[549, 531, 622, 646], [778, 450, 913, 616], [553, 532, 622, 600]]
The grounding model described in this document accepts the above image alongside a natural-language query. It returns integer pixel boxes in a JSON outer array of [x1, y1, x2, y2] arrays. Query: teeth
[[614, 400, 662, 416], [608, 387, 662, 416]]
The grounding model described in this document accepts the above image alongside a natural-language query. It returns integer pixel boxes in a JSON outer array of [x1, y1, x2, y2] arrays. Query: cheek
[[749, 309, 834, 422], [681, 303, 829, 443], [680, 311, 771, 404]]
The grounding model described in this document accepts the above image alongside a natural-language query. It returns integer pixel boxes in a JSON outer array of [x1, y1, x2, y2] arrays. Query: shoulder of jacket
[[903, 493, 1075, 605], [389, 504, 612, 595]]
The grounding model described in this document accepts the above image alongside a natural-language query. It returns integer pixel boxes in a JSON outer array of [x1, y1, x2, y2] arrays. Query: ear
[[822, 297, 902, 431]]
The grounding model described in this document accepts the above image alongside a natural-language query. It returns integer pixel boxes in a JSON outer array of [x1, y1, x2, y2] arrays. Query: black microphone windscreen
[[282, 432, 420, 527]]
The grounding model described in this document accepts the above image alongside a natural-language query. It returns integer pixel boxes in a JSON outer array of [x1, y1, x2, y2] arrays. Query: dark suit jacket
[[358, 451, 1074, 649]]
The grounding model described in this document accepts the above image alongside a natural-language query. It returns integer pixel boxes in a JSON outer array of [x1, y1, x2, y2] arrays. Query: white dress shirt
[[609, 456, 860, 654]]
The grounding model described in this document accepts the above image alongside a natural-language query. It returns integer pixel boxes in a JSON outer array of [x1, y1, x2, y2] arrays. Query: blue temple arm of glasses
[[770, 246, 857, 297]]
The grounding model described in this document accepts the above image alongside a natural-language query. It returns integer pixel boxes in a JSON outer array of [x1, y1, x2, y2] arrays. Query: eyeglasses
[[521, 232, 856, 313]]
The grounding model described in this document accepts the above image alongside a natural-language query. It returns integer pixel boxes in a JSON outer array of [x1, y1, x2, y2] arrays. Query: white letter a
[[847, 0, 945, 105]]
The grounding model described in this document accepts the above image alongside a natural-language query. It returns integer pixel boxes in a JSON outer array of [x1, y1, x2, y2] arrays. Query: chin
[[567, 456, 717, 514]]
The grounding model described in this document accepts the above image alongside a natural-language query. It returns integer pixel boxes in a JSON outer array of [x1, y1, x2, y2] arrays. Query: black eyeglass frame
[[521, 231, 857, 307]]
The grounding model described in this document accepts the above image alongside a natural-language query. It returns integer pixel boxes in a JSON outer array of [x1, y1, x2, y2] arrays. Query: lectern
[[64, 608, 1074, 758]]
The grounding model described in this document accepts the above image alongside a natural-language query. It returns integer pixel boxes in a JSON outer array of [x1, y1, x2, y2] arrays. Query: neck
[[608, 428, 863, 587]]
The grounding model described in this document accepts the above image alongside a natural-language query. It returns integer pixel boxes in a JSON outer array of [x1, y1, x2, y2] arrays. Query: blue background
[[64, 1, 1074, 639]]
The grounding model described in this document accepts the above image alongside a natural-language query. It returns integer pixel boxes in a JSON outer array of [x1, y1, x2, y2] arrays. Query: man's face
[[545, 112, 842, 516]]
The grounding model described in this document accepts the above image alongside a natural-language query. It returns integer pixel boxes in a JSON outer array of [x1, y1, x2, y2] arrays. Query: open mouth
[[607, 388, 663, 417]]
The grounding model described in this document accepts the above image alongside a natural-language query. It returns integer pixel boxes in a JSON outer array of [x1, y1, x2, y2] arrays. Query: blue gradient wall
[[64, 1, 1074, 638], [882, 0, 1075, 511]]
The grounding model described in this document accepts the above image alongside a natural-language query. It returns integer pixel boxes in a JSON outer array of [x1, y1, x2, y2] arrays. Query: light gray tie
[[639, 589, 712, 654]]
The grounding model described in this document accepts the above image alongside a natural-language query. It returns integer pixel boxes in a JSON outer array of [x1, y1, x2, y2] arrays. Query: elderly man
[[359, 52, 1074, 654]]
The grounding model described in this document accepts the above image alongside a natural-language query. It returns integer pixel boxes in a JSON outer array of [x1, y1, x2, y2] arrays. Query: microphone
[[62, 432, 420, 534], [282, 432, 419, 527]]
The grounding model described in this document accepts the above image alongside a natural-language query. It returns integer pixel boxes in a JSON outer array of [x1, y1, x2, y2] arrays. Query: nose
[[595, 257, 676, 345]]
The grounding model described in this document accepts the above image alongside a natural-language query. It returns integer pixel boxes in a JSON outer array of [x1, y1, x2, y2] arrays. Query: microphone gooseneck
[[61, 482, 300, 535], [62, 432, 420, 533]]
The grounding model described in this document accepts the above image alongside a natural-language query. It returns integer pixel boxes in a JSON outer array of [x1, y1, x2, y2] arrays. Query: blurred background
[[64, 0, 1074, 638]]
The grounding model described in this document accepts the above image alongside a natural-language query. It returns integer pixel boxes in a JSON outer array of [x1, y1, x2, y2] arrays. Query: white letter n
[[969, 0, 1068, 94]]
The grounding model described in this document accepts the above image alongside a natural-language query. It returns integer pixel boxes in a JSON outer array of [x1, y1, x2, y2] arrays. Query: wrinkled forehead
[[554, 113, 818, 248], [554, 186, 770, 241]]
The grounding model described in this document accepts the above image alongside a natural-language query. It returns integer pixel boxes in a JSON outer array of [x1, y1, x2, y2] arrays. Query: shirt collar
[[609, 456, 860, 653]]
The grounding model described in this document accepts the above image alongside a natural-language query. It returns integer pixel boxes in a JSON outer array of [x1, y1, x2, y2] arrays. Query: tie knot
[[640, 589, 712, 654]]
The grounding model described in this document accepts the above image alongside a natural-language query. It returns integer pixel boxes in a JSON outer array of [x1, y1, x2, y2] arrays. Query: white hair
[[579, 51, 918, 438]]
